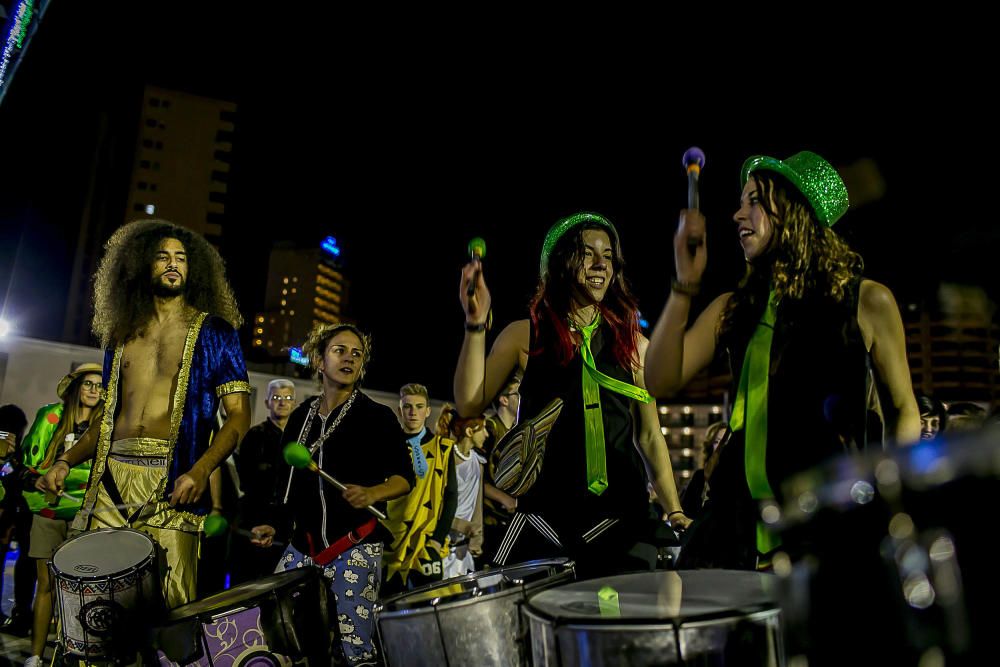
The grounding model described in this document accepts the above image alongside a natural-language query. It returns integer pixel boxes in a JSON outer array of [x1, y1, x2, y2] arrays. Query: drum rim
[[377, 557, 575, 615], [163, 566, 320, 621], [522, 570, 780, 625], [779, 435, 1000, 530], [50, 527, 157, 580], [523, 600, 781, 627]]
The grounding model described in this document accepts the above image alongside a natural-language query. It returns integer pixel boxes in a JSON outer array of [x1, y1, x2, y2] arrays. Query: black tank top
[[717, 280, 870, 500], [517, 321, 649, 536]]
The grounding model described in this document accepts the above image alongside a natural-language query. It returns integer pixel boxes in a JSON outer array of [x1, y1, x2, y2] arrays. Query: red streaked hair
[[528, 223, 642, 371]]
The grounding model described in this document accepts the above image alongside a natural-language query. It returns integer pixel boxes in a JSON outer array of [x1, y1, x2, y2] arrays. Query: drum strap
[[312, 518, 378, 566], [101, 470, 148, 525]]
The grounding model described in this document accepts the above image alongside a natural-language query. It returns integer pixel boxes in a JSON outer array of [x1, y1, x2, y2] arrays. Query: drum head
[[52, 528, 155, 578], [166, 567, 317, 620], [526, 570, 778, 624], [380, 558, 573, 612]]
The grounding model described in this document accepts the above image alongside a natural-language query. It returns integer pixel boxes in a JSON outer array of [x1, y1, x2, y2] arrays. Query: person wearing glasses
[[231, 379, 297, 583], [18, 364, 104, 666]]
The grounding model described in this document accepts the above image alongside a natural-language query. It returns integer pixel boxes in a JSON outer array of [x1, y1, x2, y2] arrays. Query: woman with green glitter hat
[[454, 213, 690, 578], [644, 150, 920, 569]]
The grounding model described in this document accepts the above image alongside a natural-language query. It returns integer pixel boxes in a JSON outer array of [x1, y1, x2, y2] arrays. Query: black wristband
[[667, 510, 686, 518], [465, 321, 487, 333]]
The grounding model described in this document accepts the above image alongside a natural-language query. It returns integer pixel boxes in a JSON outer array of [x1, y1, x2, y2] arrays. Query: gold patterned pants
[[86, 438, 199, 609]]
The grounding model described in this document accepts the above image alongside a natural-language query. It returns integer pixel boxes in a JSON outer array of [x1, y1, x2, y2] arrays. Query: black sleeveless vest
[[517, 321, 649, 536], [718, 280, 871, 500]]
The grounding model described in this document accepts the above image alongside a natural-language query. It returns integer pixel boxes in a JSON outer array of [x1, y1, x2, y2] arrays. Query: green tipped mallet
[[203, 513, 229, 537], [282, 442, 386, 520], [466, 237, 487, 297]]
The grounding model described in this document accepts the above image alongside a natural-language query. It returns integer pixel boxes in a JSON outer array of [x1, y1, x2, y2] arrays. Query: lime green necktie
[[729, 290, 781, 555], [577, 315, 653, 495]]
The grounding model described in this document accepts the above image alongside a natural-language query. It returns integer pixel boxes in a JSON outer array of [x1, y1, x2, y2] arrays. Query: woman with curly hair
[[455, 213, 689, 578], [251, 323, 413, 666], [39, 219, 251, 610], [645, 151, 920, 569]]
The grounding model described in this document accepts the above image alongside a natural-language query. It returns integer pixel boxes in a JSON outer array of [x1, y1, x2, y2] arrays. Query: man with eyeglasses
[[231, 379, 297, 584]]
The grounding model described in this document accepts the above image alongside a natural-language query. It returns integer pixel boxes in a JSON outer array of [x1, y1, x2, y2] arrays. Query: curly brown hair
[[92, 220, 242, 348], [719, 172, 863, 340], [302, 323, 372, 384]]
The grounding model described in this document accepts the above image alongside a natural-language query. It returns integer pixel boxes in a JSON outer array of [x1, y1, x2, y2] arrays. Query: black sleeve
[[235, 427, 260, 494], [264, 404, 308, 537], [432, 451, 458, 544]]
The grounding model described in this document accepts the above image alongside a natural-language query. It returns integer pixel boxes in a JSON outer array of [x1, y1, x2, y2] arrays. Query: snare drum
[[50, 527, 162, 659], [524, 570, 783, 666], [377, 558, 575, 666], [152, 567, 330, 666]]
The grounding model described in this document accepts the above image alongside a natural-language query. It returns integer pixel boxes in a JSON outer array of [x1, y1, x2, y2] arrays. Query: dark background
[[1, 4, 996, 397]]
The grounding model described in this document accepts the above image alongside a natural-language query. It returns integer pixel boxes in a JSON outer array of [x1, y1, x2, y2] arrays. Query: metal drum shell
[[377, 558, 575, 667], [524, 570, 783, 667]]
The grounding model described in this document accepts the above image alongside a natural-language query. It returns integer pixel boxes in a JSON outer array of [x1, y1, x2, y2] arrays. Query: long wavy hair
[[92, 220, 242, 348], [529, 222, 642, 371], [719, 172, 863, 341], [42, 377, 105, 469]]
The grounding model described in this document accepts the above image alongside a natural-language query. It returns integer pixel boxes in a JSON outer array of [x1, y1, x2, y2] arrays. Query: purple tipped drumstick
[[682, 147, 706, 256]]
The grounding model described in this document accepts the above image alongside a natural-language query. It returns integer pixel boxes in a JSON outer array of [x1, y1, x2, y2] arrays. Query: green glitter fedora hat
[[539, 212, 619, 277], [741, 150, 849, 227]]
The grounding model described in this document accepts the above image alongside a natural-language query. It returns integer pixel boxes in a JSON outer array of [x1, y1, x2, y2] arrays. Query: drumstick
[[283, 442, 388, 520]]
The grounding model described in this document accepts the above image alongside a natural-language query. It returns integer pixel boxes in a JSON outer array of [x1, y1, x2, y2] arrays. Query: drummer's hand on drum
[[38, 462, 70, 495], [250, 525, 276, 548], [667, 511, 692, 532], [169, 468, 208, 506], [342, 484, 376, 509]]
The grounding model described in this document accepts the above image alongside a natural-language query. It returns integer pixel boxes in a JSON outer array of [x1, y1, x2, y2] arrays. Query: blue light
[[321, 236, 341, 257], [638, 318, 649, 329], [289, 347, 309, 367]]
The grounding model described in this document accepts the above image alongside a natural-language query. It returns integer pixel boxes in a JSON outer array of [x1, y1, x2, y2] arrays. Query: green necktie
[[729, 290, 781, 555], [577, 315, 653, 495]]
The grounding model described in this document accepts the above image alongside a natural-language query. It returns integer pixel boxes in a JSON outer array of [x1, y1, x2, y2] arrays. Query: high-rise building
[[123, 85, 236, 242], [63, 84, 237, 344], [252, 236, 349, 359]]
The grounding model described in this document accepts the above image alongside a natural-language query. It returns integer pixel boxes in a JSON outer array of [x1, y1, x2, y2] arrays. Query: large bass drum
[[377, 558, 574, 666], [524, 570, 783, 666]]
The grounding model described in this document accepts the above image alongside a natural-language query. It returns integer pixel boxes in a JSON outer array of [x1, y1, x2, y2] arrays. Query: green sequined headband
[[539, 212, 619, 277], [741, 150, 849, 227]]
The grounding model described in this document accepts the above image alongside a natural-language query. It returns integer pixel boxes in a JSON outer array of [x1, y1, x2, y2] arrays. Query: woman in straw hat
[[21, 363, 104, 667]]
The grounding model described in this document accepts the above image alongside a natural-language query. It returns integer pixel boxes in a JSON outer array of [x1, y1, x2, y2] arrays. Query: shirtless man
[[40, 220, 251, 608]]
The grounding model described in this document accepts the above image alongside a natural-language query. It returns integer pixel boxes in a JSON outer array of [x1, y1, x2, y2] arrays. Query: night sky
[[1, 4, 996, 398]]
